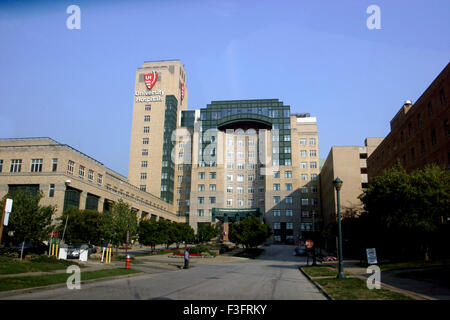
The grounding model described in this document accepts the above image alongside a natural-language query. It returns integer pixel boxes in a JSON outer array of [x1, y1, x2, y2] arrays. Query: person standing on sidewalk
[[184, 248, 189, 269]]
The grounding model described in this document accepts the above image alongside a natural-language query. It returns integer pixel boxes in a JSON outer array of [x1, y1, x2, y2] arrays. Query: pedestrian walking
[[184, 248, 189, 269]]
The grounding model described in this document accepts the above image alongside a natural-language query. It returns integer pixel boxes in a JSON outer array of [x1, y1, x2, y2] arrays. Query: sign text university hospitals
[[135, 90, 165, 103]]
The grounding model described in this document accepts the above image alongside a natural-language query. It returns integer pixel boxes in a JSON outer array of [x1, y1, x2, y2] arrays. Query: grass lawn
[[301, 266, 337, 278], [0, 256, 82, 275], [380, 261, 445, 272], [0, 268, 141, 292], [315, 277, 413, 300]]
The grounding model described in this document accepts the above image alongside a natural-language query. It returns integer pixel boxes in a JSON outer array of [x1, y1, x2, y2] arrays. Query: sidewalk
[[319, 259, 450, 300]]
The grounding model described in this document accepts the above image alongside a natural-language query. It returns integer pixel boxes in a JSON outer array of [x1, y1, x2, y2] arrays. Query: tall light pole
[[333, 177, 345, 279], [312, 211, 317, 266]]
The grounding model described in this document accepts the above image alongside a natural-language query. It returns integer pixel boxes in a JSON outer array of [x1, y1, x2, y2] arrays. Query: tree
[[359, 163, 450, 261], [138, 219, 162, 249], [229, 216, 272, 249], [197, 223, 220, 243], [2, 189, 55, 258], [101, 199, 138, 248], [57, 208, 104, 245]]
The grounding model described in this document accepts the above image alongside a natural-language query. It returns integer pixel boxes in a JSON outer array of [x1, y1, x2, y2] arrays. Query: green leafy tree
[[229, 216, 272, 248], [57, 208, 104, 245], [101, 199, 138, 248], [197, 223, 220, 243], [138, 219, 162, 249], [359, 163, 450, 261], [2, 189, 55, 257], [169, 223, 195, 247]]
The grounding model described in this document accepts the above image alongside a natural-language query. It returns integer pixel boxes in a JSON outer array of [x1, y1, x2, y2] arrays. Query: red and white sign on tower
[[181, 83, 185, 101], [144, 71, 158, 90]]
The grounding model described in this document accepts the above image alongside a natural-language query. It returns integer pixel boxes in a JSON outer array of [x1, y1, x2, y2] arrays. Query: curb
[[0, 270, 145, 299], [298, 266, 334, 300]]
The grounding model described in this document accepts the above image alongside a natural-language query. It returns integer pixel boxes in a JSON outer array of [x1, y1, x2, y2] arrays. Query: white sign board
[[366, 248, 378, 265], [59, 247, 68, 260], [79, 249, 88, 262], [4, 198, 13, 226]]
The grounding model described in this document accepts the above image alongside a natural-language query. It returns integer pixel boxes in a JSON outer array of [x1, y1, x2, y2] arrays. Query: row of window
[[2, 158, 58, 173], [273, 222, 294, 230], [67, 160, 103, 184]]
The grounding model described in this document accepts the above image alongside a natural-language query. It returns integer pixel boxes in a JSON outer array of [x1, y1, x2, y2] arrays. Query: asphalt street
[[4, 245, 326, 300]]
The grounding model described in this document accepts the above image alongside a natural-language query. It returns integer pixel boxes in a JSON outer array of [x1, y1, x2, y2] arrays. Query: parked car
[[66, 243, 97, 259], [294, 245, 307, 256], [8, 241, 48, 257]]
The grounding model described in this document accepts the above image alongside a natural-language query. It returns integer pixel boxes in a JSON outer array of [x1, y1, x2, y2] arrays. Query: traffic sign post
[[306, 240, 314, 248]]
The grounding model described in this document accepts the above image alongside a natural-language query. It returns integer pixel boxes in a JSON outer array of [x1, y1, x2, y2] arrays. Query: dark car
[[294, 245, 307, 256], [8, 241, 48, 257]]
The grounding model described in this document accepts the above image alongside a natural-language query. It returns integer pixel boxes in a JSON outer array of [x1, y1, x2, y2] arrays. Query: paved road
[[4, 245, 326, 300]]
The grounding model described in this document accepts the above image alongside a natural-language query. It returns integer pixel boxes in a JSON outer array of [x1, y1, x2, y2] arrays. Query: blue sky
[[1, 0, 449, 176]]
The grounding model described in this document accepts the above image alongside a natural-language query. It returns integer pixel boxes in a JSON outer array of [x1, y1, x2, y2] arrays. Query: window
[[9, 159, 22, 172], [309, 138, 316, 145], [300, 150, 307, 157], [237, 174, 244, 182], [198, 184, 205, 192], [285, 159, 292, 166], [440, 89, 446, 105], [227, 174, 233, 181], [284, 135, 291, 142], [79, 165, 85, 178], [248, 199, 254, 206], [142, 149, 148, 156], [445, 120, 449, 137], [284, 147, 291, 153], [431, 129, 437, 146], [198, 197, 204, 204], [301, 187, 308, 193], [300, 138, 306, 145], [97, 174, 103, 185], [428, 103, 433, 117], [285, 196, 293, 204], [273, 184, 281, 191], [209, 184, 216, 191], [141, 161, 148, 168], [273, 223, 281, 230], [145, 105, 151, 111], [140, 173, 147, 180], [65, 160, 74, 174], [273, 196, 280, 204], [286, 223, 293, 230], [311, 174, 318, 181], [227, 162, 234, 169], [143, 138, 149, 144], [286, 209, 293, 216], [227, 186, 233, 193], [274, 235, 281, 242], [88, 169, 94, 182], [301, 199, 309, 205], [408, 123, 413, 137], [144, 126, 150, 133], [311, 186, 318, 193], [285, 183, 292, 191], [273, 210, 281, 217], [301, 174, 308, 181], [237, 163, 245, 170], [209, 172, 216, 179], [161, 185, 168, 191], [301, 162, 307, 169], [285, 171, 292, 178], [237, 151, 244, 159], [176, 175, 182, 182], [227, 199, 233, 206], [144, 115, 150, 122], [237, 199, 244, 206], [30, 159, 43, 172], [197, 209, 204, 217], [49, 184, 55, 197], [237, 187, 244, 194], [302, 211, 310, 218], [310, 162, 317, 169], [177, 187, 182, 194], [420, 140, 425, 155], [198, 172, 205, 179], [0, 160, 2, 172], [52, 158, 58, 172], [248, 175, 255, 181], [310, 150, 317, 157], [209, 197, 216, 204], [273, 171, 280, 178]]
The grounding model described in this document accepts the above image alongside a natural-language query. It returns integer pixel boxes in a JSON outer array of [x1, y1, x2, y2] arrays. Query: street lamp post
[[333, 177, 345, 279], [312, 211, 317, 266]]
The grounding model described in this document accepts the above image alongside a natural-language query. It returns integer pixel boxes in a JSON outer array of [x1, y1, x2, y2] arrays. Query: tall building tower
[[128, 60, 188, 206], [176, 100, 321, 244]]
